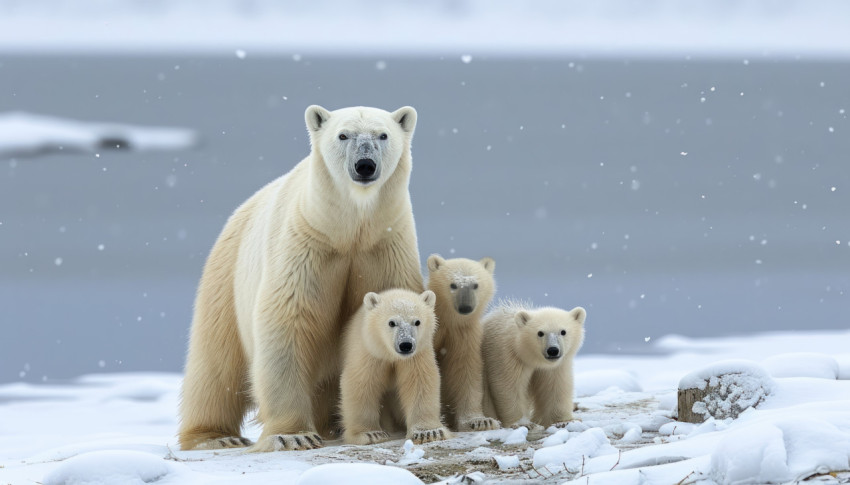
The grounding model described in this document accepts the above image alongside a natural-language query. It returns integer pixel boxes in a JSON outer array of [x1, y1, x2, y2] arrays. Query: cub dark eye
[[473, 283, 479, 290], [450, 283, 457, 290], [560, 330, 566, 336], [537, 331, 544, 337], [338, 134, 348, 140], [388, 320, 396, 327], [379, 133, 388, 140], [414, 320, 421, 326]]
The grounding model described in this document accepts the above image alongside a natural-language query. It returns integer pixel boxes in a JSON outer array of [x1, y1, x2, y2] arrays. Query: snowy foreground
[[1, 330, 849, 484]]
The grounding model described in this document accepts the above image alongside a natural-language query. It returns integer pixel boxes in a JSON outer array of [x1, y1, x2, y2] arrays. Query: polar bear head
[[305, 105, 417, 204], [427, 255, 496, 318], [360, 289, 437, 361], [514, 306, 586, 368]]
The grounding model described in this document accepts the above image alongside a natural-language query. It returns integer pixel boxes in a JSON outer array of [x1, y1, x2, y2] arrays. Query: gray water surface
[[1, 55, 848, 382]]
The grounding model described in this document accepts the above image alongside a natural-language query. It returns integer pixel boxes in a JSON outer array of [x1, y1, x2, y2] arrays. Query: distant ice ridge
[[1, 0, 849, 56], [0, 112, 197, 158]]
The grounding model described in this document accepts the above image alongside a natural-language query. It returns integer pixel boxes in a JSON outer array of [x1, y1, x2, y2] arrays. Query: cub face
[[515, 307, 586, 368], [362, 289, 437, 360], [305, 105, 417, 196], [427, 255, 495, 316]]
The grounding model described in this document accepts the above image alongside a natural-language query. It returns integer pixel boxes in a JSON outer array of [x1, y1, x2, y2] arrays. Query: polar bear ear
[[420, 290, 436, 308], [305, 105, 332, 133], [427, 254, 445, 273], [515, 311, 531, 327], [392, 106, 417, 134], [570, 307, 587, 325], [479, 257, 495, 274], [363, 292, 381, 311]]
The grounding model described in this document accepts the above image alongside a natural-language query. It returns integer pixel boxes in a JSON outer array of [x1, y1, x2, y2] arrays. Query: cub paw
[[410, 427, 451, 444], [250, 432, 323, 452], [350, 430, 390, 445], [196, 436, 253, 450], [460, 416, 501, 432], [551, 418, 580, 429]]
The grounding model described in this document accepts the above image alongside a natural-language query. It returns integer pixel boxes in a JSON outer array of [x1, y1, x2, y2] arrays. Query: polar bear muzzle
[[349, 133, 382, 184]]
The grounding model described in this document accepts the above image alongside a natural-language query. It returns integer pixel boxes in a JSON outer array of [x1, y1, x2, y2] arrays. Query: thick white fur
[[178, 105, 424, 452], [340, 289, 451, 445], [427, 255, 501, 432], [481, 302, 586, 428]]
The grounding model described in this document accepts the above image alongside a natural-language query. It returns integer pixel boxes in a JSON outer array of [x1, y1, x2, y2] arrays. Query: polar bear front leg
[[397, 350, 451, 444], [341, 360, 391, 445], [530, 366, 576, 427], [248, 315, 327, 452], [448, 339, 501, 432]]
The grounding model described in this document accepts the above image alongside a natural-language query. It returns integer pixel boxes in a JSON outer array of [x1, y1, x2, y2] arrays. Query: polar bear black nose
[[457, 305, 473, 315], [398, 341, 414, 354], [355, 158, 377, 177], [546, 347, 560, 358]]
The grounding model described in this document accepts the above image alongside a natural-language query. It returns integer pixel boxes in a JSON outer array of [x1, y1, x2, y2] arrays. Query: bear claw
[[205, 436, 252, 449], [461, 417, 501, 431], [249, 433, 323, 452], [411, 427, 450, 444]]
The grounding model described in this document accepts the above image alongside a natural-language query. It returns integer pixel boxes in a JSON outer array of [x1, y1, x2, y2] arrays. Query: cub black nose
[[457, 305, 473, 315], [398, 341, 414, 354], [355, 158, 377, 177], [546, 347, 560, 357]]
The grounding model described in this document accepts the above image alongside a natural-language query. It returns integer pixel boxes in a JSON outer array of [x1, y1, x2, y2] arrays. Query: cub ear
[[515, 310, 531, 327], [427, 254, 445, 273], [305, 105, 332, 133], [363, 292, 381, 311], [420, 290, 437, 308], [392, 106, 417, 134], [570, 307, 587, 325], [480, 257, 495, 274]]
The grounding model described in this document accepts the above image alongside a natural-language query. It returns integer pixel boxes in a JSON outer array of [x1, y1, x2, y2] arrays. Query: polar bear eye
[[388, 320, 397, 327], [338, 133, 348, 140], [379, 133, 388, 140], [414, 320, 421, 326], [560, 330, 567, 336], [537, 331, 544, 337], [450, 283, 457, 290], [473, 283, 479, 290]]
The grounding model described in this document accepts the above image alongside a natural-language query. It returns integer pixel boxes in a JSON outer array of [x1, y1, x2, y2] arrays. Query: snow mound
[[0, 112, 197, 158], [710, 418, 850, 484], [575, 369, 642, 397], [502, 426, 528, 445], [761, 352, 840, 379], [296, 463, 424, 485], [42, 450, 180, 485], [533, 427, 618, 470], [679, 359, 775, 420], [493, 454, 520, 470]]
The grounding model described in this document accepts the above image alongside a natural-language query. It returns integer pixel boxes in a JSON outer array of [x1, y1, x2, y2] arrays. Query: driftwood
[[677, 387, 710, 424]]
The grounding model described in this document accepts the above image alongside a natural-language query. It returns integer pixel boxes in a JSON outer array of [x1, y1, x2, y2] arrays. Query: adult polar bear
[[178, 105, 424, 452]]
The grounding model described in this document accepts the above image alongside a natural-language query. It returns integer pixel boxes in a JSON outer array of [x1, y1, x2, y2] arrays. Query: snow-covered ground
[[2, 330, 848, 484], [0, 112, 197, 158], [1, 0, 850, 57]]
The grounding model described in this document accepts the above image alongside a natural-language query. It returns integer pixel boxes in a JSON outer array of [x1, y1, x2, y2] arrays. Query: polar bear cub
[[481, 301, 586, 428], [340, 289, 451, 445], [427, 254, 501, 432]]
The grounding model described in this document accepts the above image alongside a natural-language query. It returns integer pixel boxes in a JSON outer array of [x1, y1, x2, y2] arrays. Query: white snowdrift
[[0, 330, 848, 484], [0, 112, 197, 158]]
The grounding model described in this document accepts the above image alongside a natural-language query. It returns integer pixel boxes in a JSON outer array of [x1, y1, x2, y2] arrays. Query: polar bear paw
[[250, 433, 323, 452], [459, 416, 501, 432], [350, 430, 390, 445], [196, 436, 253, 450], [550, 418, 580, 429], [410, 427, 450, 444]]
